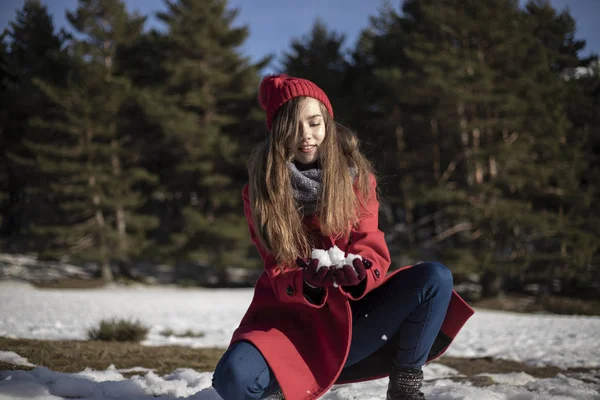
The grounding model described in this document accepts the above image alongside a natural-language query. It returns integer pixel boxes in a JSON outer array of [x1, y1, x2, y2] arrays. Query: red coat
[[231, 178, 474, 400]]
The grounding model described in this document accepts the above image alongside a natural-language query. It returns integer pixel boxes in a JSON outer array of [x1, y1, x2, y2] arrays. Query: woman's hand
[[333, 258, 372, 287], [296, 257, 335, 288]]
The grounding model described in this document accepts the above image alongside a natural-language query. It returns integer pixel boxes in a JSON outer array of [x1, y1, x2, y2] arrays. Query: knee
[[212, 354, 237, 399], [416, 262, 453, 292], [212, 343, 271, 400], [213, 357, 257, 400]]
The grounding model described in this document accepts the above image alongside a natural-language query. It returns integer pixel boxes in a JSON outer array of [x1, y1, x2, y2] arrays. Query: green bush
[[160, 328, 205, 338], [88, 318, 149, 342]]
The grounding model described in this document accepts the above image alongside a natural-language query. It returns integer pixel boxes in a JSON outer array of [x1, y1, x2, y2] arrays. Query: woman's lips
[[299, 145, 316, 153]]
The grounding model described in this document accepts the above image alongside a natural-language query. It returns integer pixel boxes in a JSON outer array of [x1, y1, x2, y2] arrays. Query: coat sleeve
[[340, 175, 391, 300], [242, 185, 328, 308]]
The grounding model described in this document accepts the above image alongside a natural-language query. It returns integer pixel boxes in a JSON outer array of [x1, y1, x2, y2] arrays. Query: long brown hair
[[248, 97, 375, 267]]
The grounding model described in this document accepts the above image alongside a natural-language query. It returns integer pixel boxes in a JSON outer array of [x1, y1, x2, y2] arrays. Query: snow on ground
[[443, 310, 600, 369], [0, 281, 599, 399], [0, 281, 248, 348], [1, 282, 599, 368], [1, 361, 598, 400]]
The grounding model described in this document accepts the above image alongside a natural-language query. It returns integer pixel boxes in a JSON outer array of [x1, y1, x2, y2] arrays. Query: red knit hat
[[258, 74, 334, 130]]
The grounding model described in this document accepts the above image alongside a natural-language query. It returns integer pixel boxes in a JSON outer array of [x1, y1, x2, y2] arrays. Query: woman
[[212, 75, 474, 400]]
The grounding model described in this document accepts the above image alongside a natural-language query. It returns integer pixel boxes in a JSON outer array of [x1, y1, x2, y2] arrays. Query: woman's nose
[[299, 124, 311, 140]]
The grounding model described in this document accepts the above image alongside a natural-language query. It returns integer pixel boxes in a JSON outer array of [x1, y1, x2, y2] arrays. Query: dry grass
[[537, 296, 600, 316], [0, 337, 223, 376], [472, 295, 600, 316], [1, 337, 598, 387], [437, 356, 599, 387]]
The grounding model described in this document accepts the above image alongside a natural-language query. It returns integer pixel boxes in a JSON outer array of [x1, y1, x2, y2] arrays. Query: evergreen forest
[[1, 0, 598, 299]]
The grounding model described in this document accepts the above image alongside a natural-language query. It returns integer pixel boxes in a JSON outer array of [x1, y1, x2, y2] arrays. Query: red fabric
[[258, 74, 334, 130], [231, 177, 474, 400]]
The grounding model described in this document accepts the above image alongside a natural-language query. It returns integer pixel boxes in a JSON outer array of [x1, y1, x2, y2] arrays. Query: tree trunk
[[480, 270, 501, 298], [489, 156, 497, 178], [403, 177, 415, 245], [431, 118, 441, 180], [87, 127, 112, 282], [473, 128, 484, 184], [457, 102, 473, 187], [111, 138, 127, 260], [396, 126, 415, 244], [101, 260, 114, 281]]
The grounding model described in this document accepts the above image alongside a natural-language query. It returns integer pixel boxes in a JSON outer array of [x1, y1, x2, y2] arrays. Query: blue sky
[[1, 0, 598, 74]]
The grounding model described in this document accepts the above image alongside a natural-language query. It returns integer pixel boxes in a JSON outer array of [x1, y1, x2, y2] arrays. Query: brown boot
[[386, 364, 425, 400]]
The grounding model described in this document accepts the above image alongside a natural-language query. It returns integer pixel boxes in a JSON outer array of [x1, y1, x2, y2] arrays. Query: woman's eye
[[309, 123, 321, 127]]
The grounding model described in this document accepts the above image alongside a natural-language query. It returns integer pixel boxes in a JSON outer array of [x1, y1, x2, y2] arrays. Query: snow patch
[[0, 351, 35, 368]]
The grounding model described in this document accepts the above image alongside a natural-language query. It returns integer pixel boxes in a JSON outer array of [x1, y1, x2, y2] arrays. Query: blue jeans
[[212, 262, 453, 400]]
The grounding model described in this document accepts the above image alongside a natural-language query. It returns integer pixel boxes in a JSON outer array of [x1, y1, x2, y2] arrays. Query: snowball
[[344, 253, 362, 267], [311, 249, 331, 271], [310, 246, 364, 285], [322, 246, 362, 270], [328, 246, 347, 267]]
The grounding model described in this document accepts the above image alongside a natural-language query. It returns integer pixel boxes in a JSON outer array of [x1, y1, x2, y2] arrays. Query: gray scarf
[[288, 162, 357, 216], [288, 162, 322, 215]]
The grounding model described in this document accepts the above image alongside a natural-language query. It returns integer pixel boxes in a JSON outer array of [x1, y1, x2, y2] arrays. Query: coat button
[[286, 286, 295, 296], [374, 269, 380, 278]]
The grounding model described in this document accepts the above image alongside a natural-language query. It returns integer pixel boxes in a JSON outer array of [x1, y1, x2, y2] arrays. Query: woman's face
[[292, 97, 326, 165]]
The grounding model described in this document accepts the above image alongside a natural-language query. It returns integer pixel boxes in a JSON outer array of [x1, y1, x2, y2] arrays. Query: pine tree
[[351, 3, 435, 261], [560, 64, 600, 294], [0, 35, 9, 240], [0, 0, 69, 252], [525, 0, 592, 75], [281, 20, 353, 124], [140, 0, 265, 272], [522, 0, 599, 292], [363, 0, 587, 295], [30, 0, 158, 280]]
